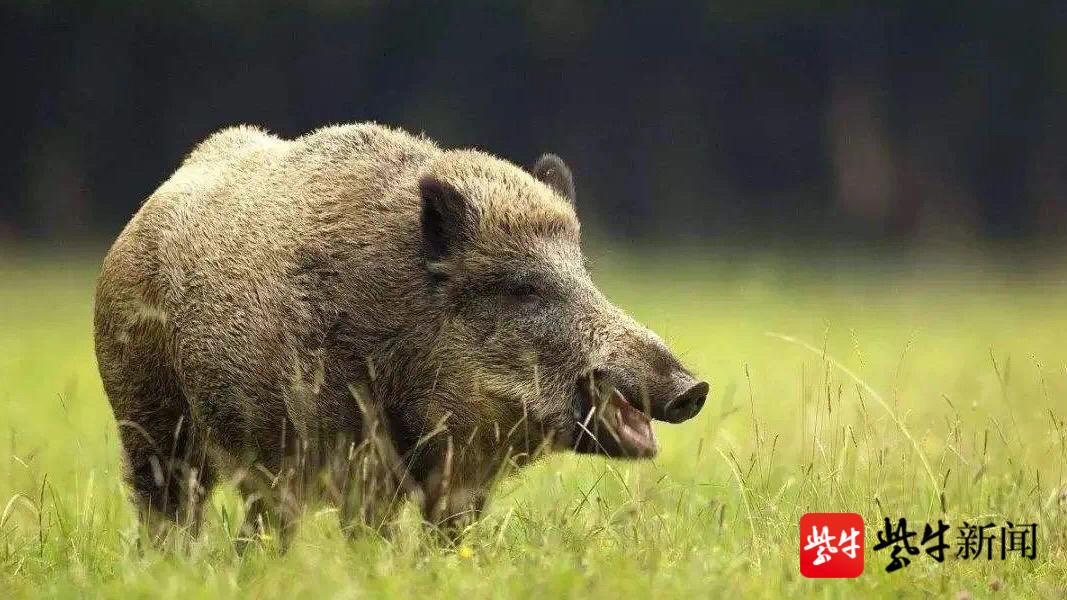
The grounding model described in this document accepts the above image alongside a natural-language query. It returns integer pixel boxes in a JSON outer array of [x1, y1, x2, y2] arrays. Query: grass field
[[1, 248, 1065, 598]]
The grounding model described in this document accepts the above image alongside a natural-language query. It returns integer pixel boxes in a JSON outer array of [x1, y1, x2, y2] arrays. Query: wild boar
[[93, 122, 708, 543]]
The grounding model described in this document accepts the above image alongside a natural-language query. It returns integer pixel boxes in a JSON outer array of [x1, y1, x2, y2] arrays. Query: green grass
[[1, 249, 1066, 598]]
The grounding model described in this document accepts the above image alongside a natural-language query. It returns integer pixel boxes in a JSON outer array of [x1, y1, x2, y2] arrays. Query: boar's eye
[[509, 283, 543, 306]]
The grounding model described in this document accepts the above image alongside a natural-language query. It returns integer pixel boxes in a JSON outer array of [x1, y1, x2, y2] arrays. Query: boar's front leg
[[334, 444, 411, 538], [424, 483, 488, 543], [333, 393, 420, 539], [420, 437, 491, 542]]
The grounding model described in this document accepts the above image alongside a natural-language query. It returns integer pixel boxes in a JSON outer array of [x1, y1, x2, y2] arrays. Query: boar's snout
[[571, 365, 708, 459], [655, 375, 709, 424], [568, 298, 709, 458], [584, 315, 710, 427]]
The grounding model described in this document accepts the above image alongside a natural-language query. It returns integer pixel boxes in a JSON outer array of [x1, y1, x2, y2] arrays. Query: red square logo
[[800, 513, 865, 578]]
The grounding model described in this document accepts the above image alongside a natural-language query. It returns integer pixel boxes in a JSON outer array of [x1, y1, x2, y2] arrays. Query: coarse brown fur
[[94, 122, 708, 545]]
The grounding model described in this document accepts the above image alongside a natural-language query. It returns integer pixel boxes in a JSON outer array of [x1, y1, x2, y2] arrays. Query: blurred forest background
[[4, 1, 1067, 250]]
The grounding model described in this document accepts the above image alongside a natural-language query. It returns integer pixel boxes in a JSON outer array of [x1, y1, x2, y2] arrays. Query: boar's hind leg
[[100, 341, 217, 544], [116, 400, 217, 545], [235, 474, 295, 552]]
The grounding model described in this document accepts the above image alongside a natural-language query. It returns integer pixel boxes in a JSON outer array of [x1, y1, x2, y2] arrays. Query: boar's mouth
[[571, 373, 657, 459]]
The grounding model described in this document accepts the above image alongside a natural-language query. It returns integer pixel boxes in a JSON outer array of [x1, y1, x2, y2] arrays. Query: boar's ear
[[419, 174, 475, 266], [530, 153, 575, 204]]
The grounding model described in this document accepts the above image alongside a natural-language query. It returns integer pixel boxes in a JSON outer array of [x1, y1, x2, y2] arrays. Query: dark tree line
[[4, 1, 1066, 245]]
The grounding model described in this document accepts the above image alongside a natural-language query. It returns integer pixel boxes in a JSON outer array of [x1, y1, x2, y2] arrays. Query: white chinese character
[[838, 527, 861, 559], [804, 525, 839, 565]]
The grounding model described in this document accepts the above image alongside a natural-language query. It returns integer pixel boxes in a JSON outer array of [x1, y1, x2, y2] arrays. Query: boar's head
[[415, 151, 707, 462]]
